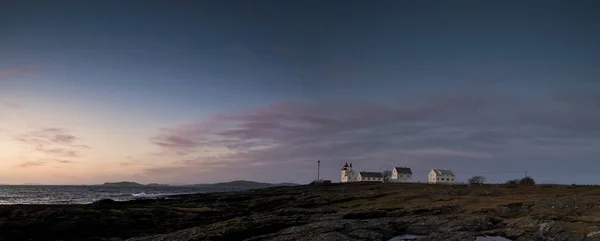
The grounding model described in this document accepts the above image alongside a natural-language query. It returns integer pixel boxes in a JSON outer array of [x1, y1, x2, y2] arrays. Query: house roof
[[359, 172, 383, 178], [394, 167, 412, 174], [432, 169, 455, 176]]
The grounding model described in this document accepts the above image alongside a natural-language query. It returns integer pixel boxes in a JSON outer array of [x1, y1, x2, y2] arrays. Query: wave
[[131, 192, 191, 199]]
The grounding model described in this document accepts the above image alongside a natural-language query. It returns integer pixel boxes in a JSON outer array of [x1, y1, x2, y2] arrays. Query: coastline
[[1, 183, 597, 241]]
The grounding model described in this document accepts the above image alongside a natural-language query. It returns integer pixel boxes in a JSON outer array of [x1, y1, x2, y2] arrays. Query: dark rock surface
[[1, 183, 599, 240]]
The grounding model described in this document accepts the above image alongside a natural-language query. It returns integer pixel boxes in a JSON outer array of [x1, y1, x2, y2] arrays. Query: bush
[[505, 179, 519, 188], [468, 176, 486, 185], [519, 176, 535, 185], [309, 179, 331, 185]]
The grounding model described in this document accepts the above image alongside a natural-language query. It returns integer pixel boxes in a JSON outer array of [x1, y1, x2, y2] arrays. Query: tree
[[468, 176, 486, 185], [382, 170, 392, 182], [519, 176, 535, 185]]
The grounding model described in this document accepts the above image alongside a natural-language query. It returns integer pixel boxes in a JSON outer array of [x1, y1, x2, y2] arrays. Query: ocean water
[[0, 185, 226, 205]]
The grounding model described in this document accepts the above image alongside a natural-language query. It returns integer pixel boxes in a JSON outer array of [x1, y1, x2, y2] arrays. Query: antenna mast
[[317, 160, 321, 180]]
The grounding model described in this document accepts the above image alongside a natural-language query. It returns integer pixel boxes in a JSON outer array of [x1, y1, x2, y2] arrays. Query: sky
[[1, 0, 600, 185]]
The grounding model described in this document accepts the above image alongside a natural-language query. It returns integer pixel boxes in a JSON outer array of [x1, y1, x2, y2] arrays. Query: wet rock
[[417, 231, 476, 241], [92, 199, 117, 206]]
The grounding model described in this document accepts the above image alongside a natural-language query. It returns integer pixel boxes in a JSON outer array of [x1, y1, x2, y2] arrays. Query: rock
[[127, 215, 309, 241], [501, 228, 525, 239], [442, 216, 497, 232], [342, 209, 387, 219], [589, 231, 600, 238], [418, 231, 476, 241], [586, 226, 600, 233], [538, 221, 563, 237], [507, 216, 540, 229], [92, 199, 117, 206]]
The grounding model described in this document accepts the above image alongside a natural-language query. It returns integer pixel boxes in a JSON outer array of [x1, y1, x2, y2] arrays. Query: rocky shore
[[2, 183, 600, 241]]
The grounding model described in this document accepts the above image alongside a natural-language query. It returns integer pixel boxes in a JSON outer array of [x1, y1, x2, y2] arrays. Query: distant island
[[186, 180, 299, 189], [99, 180, 299, 190], [101, 181, 145, 187]]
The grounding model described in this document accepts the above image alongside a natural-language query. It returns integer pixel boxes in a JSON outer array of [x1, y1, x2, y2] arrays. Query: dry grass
[[307, 182, 600, 234]]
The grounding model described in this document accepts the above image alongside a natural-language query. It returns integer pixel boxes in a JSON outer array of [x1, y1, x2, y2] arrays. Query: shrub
[[468, 176, 486, 185], [505, 179, 519, 188], [519, 176, 535, 185]]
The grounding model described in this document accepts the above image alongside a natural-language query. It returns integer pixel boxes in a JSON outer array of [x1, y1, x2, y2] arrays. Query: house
[[391, 167, 412, 182], [341, 163, 383, 182], [341, 163, 360, 182], [428, 169, 455, 184], [358, 172, 384, 182]]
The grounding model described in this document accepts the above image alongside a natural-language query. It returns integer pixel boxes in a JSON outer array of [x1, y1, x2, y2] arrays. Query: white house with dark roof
[[428, 169, 455, 184], [358, 172, 384, 182], [391, 167, 412, 182]]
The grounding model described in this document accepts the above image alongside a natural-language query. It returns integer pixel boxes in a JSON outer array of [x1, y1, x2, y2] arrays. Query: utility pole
[[317, 160, 321, 181]]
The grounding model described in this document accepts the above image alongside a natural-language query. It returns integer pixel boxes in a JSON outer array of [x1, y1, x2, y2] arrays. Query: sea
[[0, 185, 229, 205]]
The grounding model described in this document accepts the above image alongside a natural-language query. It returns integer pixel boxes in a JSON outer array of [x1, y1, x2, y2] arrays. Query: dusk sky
[[1, 0, 600, 185]]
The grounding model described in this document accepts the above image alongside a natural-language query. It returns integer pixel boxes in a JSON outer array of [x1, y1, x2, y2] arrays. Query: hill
[[101, 181, 145, 187], [187, 180, 299, 190]]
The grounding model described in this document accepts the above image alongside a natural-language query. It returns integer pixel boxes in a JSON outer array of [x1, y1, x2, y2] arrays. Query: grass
[[314, 182, 600, 234]]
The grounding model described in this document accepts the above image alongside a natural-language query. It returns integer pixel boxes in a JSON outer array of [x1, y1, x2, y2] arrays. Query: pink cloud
[[11, 127, 90, 159], [56, 160, 76, 164], [16, 161, 47, 168], [142, 91, 600, 183]]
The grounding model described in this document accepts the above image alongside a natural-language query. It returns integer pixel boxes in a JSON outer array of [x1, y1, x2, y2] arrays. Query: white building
[[341, 163, 383, 182], [358, 172, 384, 182], [391, 167, 412, 182], [428, 169, 455, 184], [341, 163, 359, 182]]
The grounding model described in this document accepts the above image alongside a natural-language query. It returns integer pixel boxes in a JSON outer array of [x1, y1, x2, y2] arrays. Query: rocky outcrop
[[125, 215, 578, 241], [3, 183, 600, 241]]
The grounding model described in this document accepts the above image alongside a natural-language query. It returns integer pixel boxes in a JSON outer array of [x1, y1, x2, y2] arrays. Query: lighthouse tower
[[341, 163, 349, 182]]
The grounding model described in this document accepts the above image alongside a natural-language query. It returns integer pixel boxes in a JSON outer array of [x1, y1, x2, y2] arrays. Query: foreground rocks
[[1, 183, 599, 240]]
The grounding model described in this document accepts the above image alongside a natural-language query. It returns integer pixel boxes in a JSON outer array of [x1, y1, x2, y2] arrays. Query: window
[[436, 178, 439, 181]]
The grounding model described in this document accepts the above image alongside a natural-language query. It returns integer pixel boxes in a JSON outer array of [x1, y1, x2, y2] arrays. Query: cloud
[[0, 101, 20, 109], [12, 127, 90, 158], [230, 43, 263, 62], [272, 44, 296, 60], [0, 67, 37, 80], [145, 90, 600, 183], [119, 156, 151, 167], [55, 159, 76, 164], [16, 161, 47, 168]]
